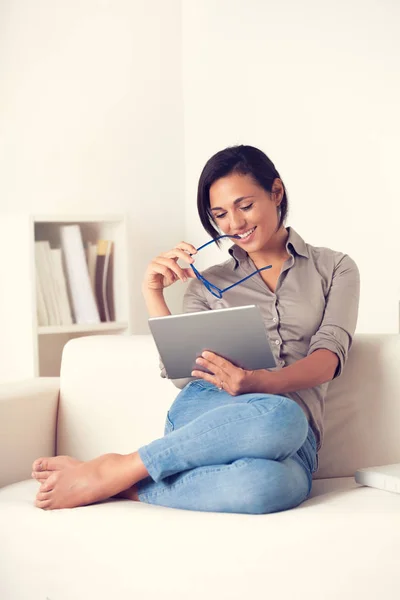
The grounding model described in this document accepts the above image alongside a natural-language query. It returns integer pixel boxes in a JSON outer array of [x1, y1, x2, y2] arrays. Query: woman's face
[[209, 172, 283, 251]]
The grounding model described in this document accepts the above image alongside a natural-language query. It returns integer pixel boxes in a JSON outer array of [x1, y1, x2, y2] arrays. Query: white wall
[[1, 0, 399, 382], [182, 0, 400, 333], [0, 0, 185, 334]]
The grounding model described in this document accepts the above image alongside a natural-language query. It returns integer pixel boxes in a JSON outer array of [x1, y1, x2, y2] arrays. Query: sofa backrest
[[57, 335, 179, 461], [57, 333, 400, 479], [316, 333, 400, 478]]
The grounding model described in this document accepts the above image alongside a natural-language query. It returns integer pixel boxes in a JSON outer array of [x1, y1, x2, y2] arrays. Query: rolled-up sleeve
[[307, 254, 360, 378], [159, 278, 210, 388]]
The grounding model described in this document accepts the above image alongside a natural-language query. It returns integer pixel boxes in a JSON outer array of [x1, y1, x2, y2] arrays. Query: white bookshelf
[[38, 322, 129, 335], [0, 213, 132, 380]]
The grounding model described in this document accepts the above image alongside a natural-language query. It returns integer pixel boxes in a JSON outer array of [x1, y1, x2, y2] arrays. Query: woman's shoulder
[[305, 239, 359, 278]]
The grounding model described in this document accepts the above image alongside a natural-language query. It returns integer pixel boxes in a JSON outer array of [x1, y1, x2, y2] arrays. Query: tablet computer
[[148, 304, 276, 380]]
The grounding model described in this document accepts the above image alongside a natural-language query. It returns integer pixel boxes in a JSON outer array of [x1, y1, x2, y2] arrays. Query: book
[[50, 248, 73, 326], [35, 241, 61, 326], [60, 225, 100, 324], [86, 242, 98, 297], [94, 240, 115, 322], [35, 268, 49, 326]]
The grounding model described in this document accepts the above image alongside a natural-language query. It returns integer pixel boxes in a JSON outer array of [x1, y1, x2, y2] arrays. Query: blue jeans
[[136, 380, 318, 514]]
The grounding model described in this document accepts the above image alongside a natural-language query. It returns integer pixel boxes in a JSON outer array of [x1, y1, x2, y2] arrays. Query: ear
[[271, 178, 284, 205]]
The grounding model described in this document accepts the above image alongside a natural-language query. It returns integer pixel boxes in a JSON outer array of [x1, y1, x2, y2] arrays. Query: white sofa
[[1, 334, 400, 600]]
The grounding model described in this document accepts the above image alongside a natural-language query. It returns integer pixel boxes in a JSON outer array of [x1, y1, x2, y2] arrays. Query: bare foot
[[115, 485, 140, 501], [34, 452, 147, 510], [32, 455, 140, 503], [32, 456, 81, 483]]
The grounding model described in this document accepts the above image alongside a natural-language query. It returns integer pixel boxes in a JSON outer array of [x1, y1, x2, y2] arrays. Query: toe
[[35, 488, 53, 509], [36, 490, 52, 501], [35, 498, 52, 509], [32, 470, 52, 480], [32, 471, 51, 483], [32, 457, 48, 472], [40, 474, 57, 492], [32, 458, 42, 471]]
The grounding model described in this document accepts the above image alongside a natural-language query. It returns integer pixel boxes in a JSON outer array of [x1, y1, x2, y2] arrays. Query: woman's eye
[[215, 204, 253, 220]]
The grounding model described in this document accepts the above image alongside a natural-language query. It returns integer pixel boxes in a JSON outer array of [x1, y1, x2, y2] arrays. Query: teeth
[[238, 227, 255, 238]]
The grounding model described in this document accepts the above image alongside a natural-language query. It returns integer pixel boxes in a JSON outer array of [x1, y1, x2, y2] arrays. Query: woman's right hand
[[143, 242, 198, 292]]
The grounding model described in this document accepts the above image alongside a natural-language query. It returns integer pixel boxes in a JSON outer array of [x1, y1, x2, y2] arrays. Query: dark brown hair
[[197, 145, 289, 246]]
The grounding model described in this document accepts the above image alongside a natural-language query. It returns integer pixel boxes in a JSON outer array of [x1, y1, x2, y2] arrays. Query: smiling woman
[[32, 145, 360, 516], [198, 145, 289, 251]]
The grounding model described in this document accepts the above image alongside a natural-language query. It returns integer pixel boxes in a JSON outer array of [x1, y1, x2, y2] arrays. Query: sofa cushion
[[1, 478, 399, 600]]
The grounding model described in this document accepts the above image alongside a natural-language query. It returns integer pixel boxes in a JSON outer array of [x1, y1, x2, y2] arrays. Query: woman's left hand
[[191, 351, 261, 396]]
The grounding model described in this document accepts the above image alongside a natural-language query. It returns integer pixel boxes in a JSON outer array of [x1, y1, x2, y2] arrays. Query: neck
[[248, 226, 290, 265]]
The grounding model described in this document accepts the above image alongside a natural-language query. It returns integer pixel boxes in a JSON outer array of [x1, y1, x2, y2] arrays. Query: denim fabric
[[136, 380, 318, 514]]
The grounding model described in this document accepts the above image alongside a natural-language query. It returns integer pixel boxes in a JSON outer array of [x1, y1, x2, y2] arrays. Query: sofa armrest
[[0, 378, 60, 488]]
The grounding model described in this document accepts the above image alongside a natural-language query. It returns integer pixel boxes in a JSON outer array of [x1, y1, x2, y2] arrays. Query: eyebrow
[[210, 196, 255, 212]]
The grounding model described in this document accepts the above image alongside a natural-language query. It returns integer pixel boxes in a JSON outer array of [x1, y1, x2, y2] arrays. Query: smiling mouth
[[236, 226, 256, 239]]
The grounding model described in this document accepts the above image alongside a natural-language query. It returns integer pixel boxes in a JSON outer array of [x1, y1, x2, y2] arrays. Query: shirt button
[[275, 340, 280, 345], [273, 317, 278, 323]]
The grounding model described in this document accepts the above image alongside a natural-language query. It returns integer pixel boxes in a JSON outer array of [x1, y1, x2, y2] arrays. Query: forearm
[[142, 287, 171, 317], [255, 349, 339, 395]]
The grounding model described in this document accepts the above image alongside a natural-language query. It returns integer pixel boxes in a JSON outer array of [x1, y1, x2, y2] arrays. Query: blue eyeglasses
[[189, 234, 272, 298]]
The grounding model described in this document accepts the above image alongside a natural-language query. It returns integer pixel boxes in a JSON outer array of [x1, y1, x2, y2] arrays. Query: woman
[[32, 145, 360, 514]]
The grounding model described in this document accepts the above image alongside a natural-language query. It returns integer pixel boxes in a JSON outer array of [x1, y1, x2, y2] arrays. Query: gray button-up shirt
[[159, 227, 360, 451]]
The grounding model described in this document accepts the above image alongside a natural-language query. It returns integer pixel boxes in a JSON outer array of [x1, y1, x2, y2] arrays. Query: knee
[[230, 458, 309, 515], [277, 396, 309, 446], [249, 394, 309, 451]]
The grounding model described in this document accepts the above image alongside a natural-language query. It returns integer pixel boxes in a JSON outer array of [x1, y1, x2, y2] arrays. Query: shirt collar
[[286, 227, 309, 258], [228, 226, 309, 267]]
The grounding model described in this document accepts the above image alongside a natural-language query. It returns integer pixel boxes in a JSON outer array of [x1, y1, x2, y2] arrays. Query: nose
[[228, 212, 247, 233]]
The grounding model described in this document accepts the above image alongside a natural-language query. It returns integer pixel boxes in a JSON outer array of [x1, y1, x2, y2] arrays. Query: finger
[[169, 267, 196, 282], [192, 370, 233, 394], [173, 242, 198, 256], [147, 263, 175, 285], [162, 249, 196, 264], [196, 352, 225, 373], [194, 357, 223, 381], [191, 370, 218, 386], [201, 351, 236, 373], [183, 267, 197, 278], [151, 257, 188, 281]]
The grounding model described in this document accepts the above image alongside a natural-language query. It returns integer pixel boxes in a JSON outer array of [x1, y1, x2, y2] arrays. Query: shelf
[[0, 213, 131, 379], [32, 214, 125, 223], [38, 322, 129, 335]]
